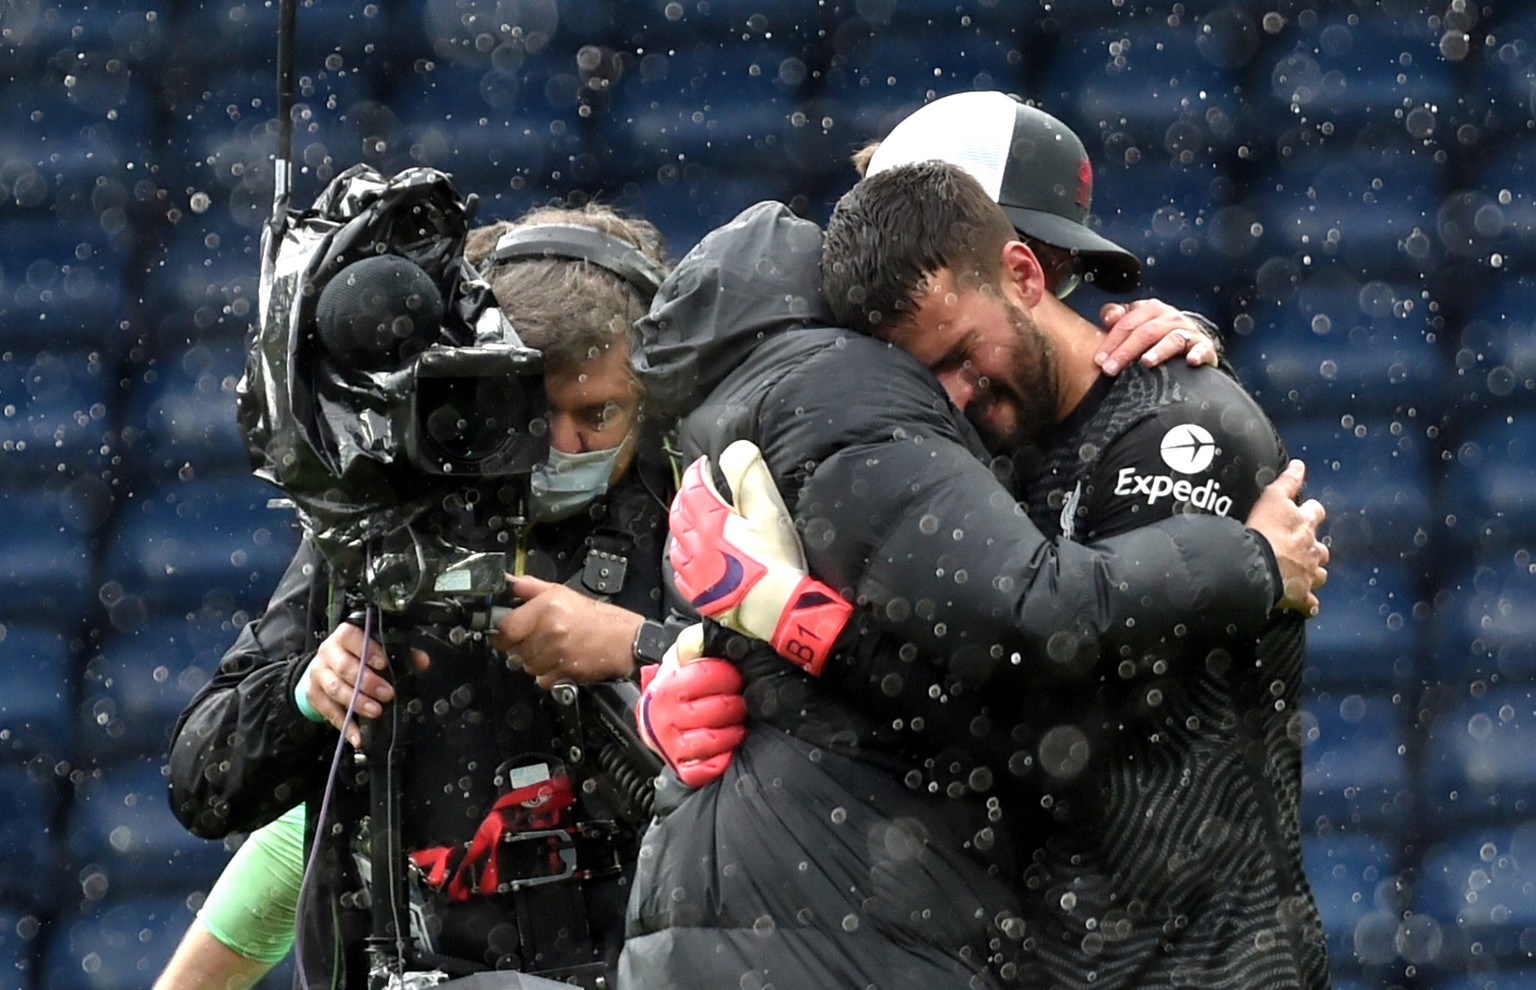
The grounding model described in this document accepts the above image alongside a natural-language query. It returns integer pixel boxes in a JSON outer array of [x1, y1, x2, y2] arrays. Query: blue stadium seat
[[400, 0, 613, 67], [1232, 276, 1445, 422], [740, 94, 859, 188], [1090, 161, 1248, 292], [386, 59, 587, 200], [76, 614, 228, 770], [1414, 820, 1536, 965], [1450, 277, 1536, 413], [0, 488, 97, 626], [1330, 977, 1401, 990], [1304, 560, 1424, 689], [617, 173, 799, 262], [101, 473, 300, 617], [1302, 830, 1405, 967], [0, 897, 42, 990], [0, 64, 157, 161], [391, 53, 584, 126], [1420, 968, 1536, 990], [0, 764, 62, 912], [1431, 557, 1536, 687], [0, 213, 135, 357], [41, 894, 198, 990], [605, 40, 815, 185], [1016, 0, 1257, 34], [391, 115, 579, 209], [66, 759, 230, 897], [1454, 138, 1536, 270], [0, 348, 115, 487], [138, 222, 265, 355], [815, 29, 1029, 168], [1039, 21, 1256, 165], [1302, 691, 1413, 831], [1246, 143, 1448, 278], [608, 0, 827, 47], [159, 65, 380, 221], [0, 1, 166, 71], [119, 342, 252, 486], [1279, 414, 1435, 566], [1459, 10, 1536, 145], [0, 61, 158, 262], [0, 129, 145, 230], [1252, 10, 1458, 135], [1421, 684, 1536, 828], [1440, 413, 1536, 558], [0, 624, 76, 767], [165, 0, 385, 80]]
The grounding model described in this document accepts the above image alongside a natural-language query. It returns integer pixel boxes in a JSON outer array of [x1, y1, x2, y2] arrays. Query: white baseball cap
[[867, 91, 1142, 293]]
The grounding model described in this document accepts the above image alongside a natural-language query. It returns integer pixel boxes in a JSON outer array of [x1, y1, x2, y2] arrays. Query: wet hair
[[822, 160, 1017, 340], [852, 141, 1074, 288], [463, 203, 667, 377]]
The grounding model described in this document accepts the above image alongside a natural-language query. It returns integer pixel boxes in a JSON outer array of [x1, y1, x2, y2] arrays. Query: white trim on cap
[[865, 91, 1016, 201]]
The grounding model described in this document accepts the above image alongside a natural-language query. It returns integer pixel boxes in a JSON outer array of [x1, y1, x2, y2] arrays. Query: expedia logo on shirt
[[1113, 423, 1234, 516]]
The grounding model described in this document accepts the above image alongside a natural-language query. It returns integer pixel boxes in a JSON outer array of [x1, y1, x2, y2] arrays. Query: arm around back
[[765, 338, 1279, 693]]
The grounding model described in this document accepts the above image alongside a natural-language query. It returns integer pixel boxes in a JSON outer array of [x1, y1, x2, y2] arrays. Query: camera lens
[[421, 379, 510, 464], [405, 341, 547, 477], [413, 371, 544, 475]]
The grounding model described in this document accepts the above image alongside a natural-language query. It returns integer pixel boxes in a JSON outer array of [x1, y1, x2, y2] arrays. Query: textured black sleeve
[[1074, 386, 1282, 542], [167, 539, 336, 838]]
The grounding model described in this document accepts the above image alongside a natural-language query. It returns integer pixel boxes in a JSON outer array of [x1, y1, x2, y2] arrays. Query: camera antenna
[[273, 0, 297, 215], [263, 4, 423, 984]]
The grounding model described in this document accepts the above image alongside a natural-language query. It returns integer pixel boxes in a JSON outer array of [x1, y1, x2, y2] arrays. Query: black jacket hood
[[632, 200, 836, 423]]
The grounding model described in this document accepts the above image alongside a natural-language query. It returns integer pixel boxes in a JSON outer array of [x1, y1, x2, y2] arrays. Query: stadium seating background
[[1, 0, 1533, 987]]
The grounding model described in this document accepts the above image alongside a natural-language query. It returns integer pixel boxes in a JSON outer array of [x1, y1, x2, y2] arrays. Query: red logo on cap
[[1075, 158, 1092, 210]]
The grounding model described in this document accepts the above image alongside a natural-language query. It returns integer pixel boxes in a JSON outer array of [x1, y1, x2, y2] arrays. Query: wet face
[[542, 342, 642, 483], [893, 267, 1058, 454]]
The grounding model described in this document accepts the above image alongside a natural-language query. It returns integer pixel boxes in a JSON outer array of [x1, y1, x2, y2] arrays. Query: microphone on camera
[[315, 254, 446, 369]]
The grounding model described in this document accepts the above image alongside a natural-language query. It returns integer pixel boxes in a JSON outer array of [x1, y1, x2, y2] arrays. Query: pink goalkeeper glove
[[636, 625, 748, 787], [668, 440, 852, 676]]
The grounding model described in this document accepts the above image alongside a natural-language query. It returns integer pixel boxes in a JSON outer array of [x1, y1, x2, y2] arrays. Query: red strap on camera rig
[[409, 772, 576, 902]]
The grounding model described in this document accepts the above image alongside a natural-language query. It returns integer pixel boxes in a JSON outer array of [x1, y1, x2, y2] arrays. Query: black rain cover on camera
[[238, 163, 544, 587]]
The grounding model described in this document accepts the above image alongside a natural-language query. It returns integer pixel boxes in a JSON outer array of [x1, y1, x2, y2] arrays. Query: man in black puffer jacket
[[619, 117, 1328, 988], [814, 138, 1332, 987]]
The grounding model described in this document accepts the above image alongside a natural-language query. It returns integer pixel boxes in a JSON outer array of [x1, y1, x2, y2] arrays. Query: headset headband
[[490, 223, 666, 301]]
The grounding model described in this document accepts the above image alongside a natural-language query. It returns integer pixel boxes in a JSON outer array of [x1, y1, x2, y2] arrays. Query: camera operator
[[167, 204, 700, 988]]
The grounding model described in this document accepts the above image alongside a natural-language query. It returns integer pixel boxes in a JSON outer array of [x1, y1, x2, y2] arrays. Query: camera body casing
[[241, 163, 547, 608]]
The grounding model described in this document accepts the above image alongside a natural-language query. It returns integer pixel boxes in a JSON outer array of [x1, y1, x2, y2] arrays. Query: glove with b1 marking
[[667, 440, 852, 676]]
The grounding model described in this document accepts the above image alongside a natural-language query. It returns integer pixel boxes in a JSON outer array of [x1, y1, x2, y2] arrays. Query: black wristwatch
[[631, 619, 671, 665]]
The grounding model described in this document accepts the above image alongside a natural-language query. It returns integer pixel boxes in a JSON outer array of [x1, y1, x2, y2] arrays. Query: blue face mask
[[527, 442, 625, 523]]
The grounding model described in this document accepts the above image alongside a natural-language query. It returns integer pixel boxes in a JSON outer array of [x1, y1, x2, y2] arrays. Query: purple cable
[[293, 603, 382, 989]]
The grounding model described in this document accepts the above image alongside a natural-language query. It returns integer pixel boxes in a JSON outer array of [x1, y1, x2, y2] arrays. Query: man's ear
[[1001, 240, 1049, 307]]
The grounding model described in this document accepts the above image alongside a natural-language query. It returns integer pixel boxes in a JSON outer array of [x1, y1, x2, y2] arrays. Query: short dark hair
[[464, 204, 667, 376], [822, 160, 1017, 340]]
